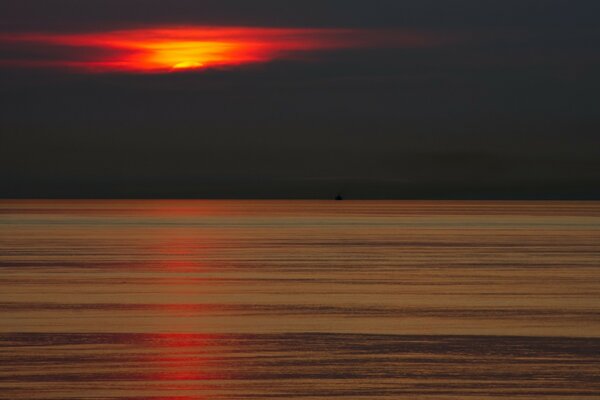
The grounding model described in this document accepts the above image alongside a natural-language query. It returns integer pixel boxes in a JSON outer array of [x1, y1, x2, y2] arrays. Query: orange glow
[[0, 26, 449, 73]]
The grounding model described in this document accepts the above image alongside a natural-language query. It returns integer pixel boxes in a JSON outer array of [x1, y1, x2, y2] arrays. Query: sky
[[1, 0, 599, 199]]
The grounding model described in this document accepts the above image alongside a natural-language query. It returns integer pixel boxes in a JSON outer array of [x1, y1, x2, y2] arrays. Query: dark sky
[[1, 0, 599, 199]]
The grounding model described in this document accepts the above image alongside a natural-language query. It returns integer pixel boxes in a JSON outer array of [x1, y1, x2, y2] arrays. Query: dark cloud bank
[[1, 0, 599, 199]]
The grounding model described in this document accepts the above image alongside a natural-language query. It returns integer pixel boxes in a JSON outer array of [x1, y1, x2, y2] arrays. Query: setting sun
[[137, 40, 245, 71], [172, 61, 204, 69]]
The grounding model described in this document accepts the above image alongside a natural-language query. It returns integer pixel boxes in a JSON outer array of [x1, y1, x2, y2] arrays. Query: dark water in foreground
[[1, 200, 599, 399]]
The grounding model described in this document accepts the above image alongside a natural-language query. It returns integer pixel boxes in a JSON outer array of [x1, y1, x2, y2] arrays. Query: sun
[[172, 61, 204, 70], [138, 40, 235, 71]]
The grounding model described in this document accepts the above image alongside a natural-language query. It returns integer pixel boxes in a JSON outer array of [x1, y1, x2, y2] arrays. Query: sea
[[1, 200, 599, 399]]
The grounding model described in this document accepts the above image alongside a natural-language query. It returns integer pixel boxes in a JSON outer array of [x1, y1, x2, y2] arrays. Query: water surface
[[1, 200, 599, 398]]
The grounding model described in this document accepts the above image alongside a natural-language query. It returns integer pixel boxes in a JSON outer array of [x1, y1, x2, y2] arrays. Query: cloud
[[0, 26, 452, 73]]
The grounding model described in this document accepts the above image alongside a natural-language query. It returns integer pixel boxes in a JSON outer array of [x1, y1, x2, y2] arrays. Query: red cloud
[[0, 26, 450, 73]]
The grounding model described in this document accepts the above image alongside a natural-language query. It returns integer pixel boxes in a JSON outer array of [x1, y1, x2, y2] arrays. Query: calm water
[[1, 200, 599, 399]]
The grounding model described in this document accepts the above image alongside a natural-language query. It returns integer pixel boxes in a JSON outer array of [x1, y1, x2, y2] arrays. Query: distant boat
[[335, 194, 344, 201]]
